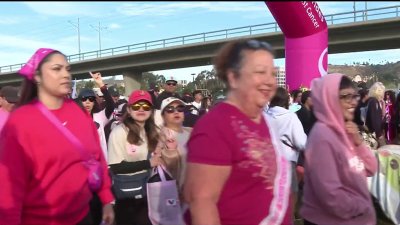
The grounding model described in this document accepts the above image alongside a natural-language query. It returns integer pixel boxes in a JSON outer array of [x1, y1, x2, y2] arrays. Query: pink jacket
[[300, 73, 377, 225]]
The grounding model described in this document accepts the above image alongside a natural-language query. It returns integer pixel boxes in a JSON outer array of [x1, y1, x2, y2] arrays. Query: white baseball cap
[[160, 97, 186, 113]]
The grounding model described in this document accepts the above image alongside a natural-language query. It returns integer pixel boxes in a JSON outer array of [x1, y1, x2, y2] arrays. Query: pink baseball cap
[[18, 48, 57, 81], [128, 90, 152, 105]]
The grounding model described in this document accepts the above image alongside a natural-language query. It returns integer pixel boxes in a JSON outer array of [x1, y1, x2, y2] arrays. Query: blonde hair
[[368, 82, 385, 100]]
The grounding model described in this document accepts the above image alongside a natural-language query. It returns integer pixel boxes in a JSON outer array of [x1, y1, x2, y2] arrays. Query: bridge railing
[[1, 4, 399, 74]]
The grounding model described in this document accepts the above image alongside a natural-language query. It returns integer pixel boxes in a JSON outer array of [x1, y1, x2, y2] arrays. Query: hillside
[[328, 61, 400, 88]]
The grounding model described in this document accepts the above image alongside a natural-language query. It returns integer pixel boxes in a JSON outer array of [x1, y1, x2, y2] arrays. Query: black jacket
[[365, 97, 384, 138], [296, 105, 317, 135]]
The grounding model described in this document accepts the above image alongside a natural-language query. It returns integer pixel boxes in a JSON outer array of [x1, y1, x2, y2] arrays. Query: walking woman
[[184, 39, 292, 225], [265, 87, 307, 220], [366, 82, 386, 147], [0, 48, 114, 225], [159, 97, 192, 193], [384, 90, 396, 143], [77, 72, 115, 162], [300, 73, 377, 225], [108, 90, 163, 225]]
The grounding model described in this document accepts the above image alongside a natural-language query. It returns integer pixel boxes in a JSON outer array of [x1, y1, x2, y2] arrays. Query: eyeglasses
[[81, 96, 96, 102], [339, 93, 360, 102], [130, 102, 152, 111], [166, 82, 177, 86], [164, 105, 185, 114]]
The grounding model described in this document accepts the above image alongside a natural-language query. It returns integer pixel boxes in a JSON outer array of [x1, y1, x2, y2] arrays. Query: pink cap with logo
[[18, 48, 56, 81], [128, 90, 152, 105]]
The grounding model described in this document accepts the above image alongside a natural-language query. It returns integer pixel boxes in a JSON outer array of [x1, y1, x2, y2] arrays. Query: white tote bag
[[147, 166, 185, 225]]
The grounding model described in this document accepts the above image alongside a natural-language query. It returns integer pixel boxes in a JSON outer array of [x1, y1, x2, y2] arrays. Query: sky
[[0, 1, 399, 82]]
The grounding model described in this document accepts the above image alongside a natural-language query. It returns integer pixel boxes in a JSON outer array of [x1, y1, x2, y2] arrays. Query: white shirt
[[191, 101, 202, 115], [93, 109, 110, 162], [108, 124, 149, 175]]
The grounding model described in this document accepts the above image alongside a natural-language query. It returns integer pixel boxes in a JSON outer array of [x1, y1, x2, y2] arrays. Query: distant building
[[275, 66, 286, 88], [177, 80, 188, 87]]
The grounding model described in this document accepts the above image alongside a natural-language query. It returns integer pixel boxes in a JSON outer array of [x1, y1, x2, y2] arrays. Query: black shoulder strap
[[280, 134, 299, 152]]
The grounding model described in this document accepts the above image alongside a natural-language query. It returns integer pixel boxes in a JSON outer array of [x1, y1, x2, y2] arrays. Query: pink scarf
[[18, 48, 56, 80]]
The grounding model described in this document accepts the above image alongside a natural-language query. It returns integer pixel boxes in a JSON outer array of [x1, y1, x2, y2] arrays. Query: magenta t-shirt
[[187, 102, 292, 225], [0, 108, 9, 134]]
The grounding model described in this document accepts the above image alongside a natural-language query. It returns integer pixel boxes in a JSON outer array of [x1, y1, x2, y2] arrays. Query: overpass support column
[[123, 70, 143, 96]]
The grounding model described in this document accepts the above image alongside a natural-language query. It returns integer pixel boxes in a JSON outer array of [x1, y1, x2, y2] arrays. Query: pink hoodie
[[300, 73, 377, 225]]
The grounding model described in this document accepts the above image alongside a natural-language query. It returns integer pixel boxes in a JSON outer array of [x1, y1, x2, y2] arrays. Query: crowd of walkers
[[0, 39, 396, 225]]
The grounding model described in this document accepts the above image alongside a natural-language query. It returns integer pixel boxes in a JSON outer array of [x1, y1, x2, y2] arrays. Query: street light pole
[[68, 18, 81, 59], [90, 22, 108, 52], [353, 1, 356, 22], [191, 73, 196, 83]]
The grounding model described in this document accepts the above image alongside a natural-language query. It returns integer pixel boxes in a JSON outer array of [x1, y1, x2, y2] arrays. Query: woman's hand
[[345, 121, 363, 146], [90, 71, 105, 88], [150, 144, 163, 167], [163, 128, 178, 150], [101, 203, 114, 225]]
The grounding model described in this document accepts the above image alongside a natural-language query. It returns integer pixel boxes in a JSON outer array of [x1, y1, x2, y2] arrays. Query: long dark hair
[[122, 108, 160, 153], [17, 51, 65, 107], [270, 87, 290, 109], [201, 97, 210, 109], [385, 90, 396, 104]]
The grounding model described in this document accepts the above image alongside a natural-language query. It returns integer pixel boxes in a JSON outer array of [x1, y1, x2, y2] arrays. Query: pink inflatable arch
[[266, 1, 328, 90]]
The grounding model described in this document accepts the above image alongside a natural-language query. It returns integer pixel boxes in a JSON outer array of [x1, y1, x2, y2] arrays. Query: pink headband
[[18, 48, 56, 81]]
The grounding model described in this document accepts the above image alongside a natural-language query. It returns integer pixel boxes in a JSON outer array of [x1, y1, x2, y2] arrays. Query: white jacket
[[264, 106, 307, 162], [93, 109, 109, 162]]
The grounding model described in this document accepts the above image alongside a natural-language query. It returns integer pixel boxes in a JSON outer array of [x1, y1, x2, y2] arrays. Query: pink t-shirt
[[187, 102, 292, 225], [0, 108, 9, 133]]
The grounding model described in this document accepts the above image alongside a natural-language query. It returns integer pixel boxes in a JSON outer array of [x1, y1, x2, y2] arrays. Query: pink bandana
[[18, 48, 56, 80]]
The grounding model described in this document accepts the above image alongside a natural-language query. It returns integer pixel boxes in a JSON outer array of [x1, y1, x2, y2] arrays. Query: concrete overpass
[[1, 6, 400, 94]]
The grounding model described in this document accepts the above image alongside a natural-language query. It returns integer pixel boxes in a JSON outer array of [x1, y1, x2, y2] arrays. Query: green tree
[[117, 85, 125, 96], [84, 80, 95, 89], [140, 72, 166, 90]]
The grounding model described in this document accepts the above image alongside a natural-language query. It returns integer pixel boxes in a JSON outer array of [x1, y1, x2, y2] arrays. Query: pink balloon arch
[[265, 1, 328, 90]]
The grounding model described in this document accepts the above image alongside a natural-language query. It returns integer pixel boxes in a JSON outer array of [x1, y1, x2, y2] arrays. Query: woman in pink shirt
[[184, 39, 292, 225], [0, 48, 114, 225], [300, 74, 378, 225]]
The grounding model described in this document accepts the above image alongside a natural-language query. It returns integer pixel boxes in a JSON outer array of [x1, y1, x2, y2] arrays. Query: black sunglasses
[[164, 105, 185, 114], [81, 96, 96, 102], [166, 82, 177, 86]]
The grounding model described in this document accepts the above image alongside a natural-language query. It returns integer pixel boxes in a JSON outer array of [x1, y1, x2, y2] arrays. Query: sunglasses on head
[[244, 40, 273, 51], [228, 40, 274, 69], [164, 105, 185, 114], [81, 96, 96, 102], [130, 102, 152, 111], [166, 82, 177, 86]]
